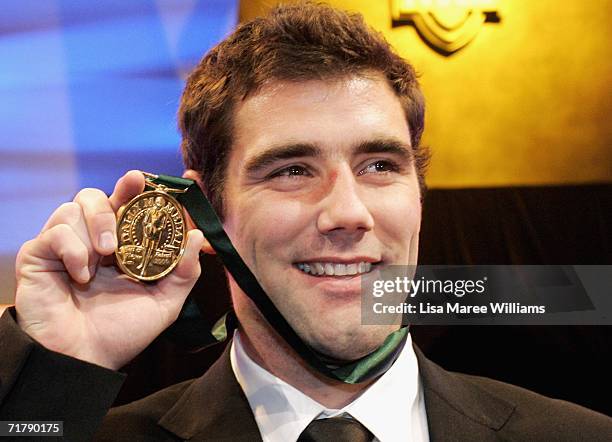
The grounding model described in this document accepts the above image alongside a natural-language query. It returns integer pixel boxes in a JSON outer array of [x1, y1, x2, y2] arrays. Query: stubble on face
[[222, 72, 422, 361]]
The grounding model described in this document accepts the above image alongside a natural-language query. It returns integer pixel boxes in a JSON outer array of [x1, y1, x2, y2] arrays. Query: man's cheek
[[262, 206, 311, 243], [375, 204, 418, 233]]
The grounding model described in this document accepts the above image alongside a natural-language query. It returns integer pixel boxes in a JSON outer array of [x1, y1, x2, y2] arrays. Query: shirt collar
[[230, 330, 424, 442]]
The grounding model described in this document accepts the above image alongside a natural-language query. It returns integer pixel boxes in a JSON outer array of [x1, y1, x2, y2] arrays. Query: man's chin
[[310, 345, 374, 365], [305, 325, 397, 363]]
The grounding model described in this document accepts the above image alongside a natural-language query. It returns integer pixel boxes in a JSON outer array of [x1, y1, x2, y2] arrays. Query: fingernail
[[99, 231, 116, 250], [79, 266, 91, 282]]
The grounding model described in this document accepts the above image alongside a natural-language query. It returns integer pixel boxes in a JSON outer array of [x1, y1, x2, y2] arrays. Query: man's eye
[[358, 160, 399, 175], [269, 165, 310, 178]]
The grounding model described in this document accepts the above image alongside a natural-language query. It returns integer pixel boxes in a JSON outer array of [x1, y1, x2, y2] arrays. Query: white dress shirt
[[230, 330, 429, 442]]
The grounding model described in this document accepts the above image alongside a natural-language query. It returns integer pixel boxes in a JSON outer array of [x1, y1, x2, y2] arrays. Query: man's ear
[[183, 169, 216, 255]]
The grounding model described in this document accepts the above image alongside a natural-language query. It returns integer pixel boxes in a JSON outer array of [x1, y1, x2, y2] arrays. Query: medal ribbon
[[150, 174, 408, 384]]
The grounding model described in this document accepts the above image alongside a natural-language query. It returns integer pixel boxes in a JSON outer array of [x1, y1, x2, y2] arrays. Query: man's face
[[223, 73, 421, 360]]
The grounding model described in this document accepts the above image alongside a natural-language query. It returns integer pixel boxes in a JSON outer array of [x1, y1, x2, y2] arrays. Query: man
[[0, 3, 610, 441]]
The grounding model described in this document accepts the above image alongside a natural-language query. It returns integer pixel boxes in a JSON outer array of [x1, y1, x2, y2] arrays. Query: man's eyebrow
[[353, 138, 414, 162], [244, 138, 412, 174], [244, 143, 322, 174]]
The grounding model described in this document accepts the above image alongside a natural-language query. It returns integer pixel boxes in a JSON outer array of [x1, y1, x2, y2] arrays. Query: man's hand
[[14, 170, 205, 370]]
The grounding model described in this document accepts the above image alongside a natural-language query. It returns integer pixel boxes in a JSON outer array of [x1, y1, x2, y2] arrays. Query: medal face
[[115, 190, 186, 281]]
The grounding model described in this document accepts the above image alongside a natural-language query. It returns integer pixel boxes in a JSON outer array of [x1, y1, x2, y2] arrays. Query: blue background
[[0, 1, 237, 287]]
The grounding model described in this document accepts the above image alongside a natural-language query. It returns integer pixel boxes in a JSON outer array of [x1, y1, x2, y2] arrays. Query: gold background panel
[[239, 0, 612, 187]]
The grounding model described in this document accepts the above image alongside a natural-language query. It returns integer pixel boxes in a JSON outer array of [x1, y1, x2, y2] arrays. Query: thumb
[[154, 229, 205, 315]]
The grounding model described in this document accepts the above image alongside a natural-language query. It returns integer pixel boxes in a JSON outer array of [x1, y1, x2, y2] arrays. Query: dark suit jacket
[[0, 309, 610, 441]]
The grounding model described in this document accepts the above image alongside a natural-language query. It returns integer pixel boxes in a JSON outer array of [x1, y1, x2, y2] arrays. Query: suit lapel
[[158, 339, 517, 441], [158, 342, 262, 441], [414, 345, 516, 441]]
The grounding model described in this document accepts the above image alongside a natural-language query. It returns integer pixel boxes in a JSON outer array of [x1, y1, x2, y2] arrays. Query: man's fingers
[[19, 224, 91, 284], [74, 188, 117, 256], [109, 170, 145, 213], [155, 229, 205, 318], [40, 202, 97, 270], [163, 229, 205, 284], [41, 202, 83, 232]]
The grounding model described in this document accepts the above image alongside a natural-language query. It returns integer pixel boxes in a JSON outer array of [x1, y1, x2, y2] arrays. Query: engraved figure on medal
[[116, 186, 187, 281], [137, 196, 169, 275]]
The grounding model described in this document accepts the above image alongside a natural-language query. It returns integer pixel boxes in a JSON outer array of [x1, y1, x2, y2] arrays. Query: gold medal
[[115, 179, 187, 281]]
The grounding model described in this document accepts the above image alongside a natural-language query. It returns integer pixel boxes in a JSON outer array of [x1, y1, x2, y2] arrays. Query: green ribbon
[[153, 174, 408, 383]]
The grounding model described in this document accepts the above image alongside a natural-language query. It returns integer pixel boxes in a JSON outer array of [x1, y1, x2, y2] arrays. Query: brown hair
[[179, 2, 428, 217]]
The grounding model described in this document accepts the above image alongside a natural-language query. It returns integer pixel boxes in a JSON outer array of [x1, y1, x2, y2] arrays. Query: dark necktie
[[298, 416, 374, 442]]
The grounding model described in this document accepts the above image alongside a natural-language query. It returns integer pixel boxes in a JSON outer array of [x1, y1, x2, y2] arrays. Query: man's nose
[[316, 168, 375, 236]]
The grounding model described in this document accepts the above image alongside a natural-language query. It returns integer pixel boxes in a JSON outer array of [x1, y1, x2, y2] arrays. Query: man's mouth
[[295, 261, 375, 277]]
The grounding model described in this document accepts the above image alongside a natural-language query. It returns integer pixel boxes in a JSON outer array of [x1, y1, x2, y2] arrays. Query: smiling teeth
[[296, 261, 372, 276]]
